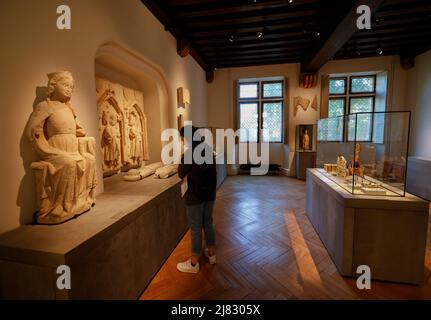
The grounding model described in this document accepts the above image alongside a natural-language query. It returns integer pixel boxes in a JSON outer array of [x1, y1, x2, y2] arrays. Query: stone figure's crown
[[47, 71, 73, 81]]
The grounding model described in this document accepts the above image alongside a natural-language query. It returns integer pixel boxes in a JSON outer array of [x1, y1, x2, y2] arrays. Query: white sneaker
[[177, 259, 200, 274], [204, 248, 217, 265]]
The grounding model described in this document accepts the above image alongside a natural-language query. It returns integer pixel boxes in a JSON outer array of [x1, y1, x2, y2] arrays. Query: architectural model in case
[[317, 111, 410, 197]]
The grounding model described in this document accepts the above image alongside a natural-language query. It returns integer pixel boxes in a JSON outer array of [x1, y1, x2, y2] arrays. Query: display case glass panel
[[317, 111, 410, 197]]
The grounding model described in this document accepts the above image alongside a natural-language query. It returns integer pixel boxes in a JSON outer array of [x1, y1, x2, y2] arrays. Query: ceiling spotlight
[[229, 34, 235, 43], [289, 0, 293, 3], [374, 17, 383, 24], [378, 47, 383, 55], [256, 31, 263, 39], [316, 31, 321, 36]]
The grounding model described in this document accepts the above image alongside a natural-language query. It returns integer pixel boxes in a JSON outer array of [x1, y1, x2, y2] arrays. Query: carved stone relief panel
[[96, 78, 149, 177]]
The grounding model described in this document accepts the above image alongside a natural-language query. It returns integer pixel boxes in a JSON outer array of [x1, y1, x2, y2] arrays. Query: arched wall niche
[[94, 42, 172, 182]]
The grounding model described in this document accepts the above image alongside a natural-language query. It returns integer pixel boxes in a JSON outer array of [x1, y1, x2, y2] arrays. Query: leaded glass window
[[238, 79, 284, 142], [239, 83, 258, 99], [262, 102, 282, 142], [328, 98, 345, 117], [350, 76, 375, 93], [239, 103, 258, 142], [262, 82, 283, 98], [329, 78, 346, 95]]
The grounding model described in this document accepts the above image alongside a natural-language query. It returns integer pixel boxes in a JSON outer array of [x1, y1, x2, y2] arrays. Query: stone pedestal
[[296, 151, 316, 180], [306, 168, 429, 284], [407, 156, 431, 201], [0, 175, 187, 299]]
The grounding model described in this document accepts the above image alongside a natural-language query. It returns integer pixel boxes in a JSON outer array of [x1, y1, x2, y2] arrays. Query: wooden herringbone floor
[[140, 175, 431, 300]]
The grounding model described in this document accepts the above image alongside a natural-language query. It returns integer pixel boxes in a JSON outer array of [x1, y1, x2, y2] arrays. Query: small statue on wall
[[26, 71, 97, 224], [302, 129, 310, 150], [128, 109, 143, 166], [101, 110, 121, 171]]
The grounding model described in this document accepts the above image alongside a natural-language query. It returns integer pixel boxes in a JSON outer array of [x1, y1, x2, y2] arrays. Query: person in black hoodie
[[176, 125, 217, 273]]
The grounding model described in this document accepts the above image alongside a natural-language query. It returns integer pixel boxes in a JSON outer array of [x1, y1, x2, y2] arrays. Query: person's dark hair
[[180, 125, 207, 151], [179, 125, 197, 138]]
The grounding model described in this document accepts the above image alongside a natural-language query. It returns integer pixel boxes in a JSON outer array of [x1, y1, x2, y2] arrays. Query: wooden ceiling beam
[[184, 17, 323, 33], [346, 31, 431, 47], [198, 37, 312, 51], [351, 24, 431, 39], [377, 3, 431, 18], [179, 2, 329, 22], [188, 22, 313, 39], [301, 0, 386, 73], [207, 51, 303, 62], [141, 0, 211, 71], [173, 0, 323, 17], [204, 47, 308, 58], [193, 31, 314, 45], [183, 8, 332, 29], [200, 40, 308, 54], [217, 58, 300, 69]]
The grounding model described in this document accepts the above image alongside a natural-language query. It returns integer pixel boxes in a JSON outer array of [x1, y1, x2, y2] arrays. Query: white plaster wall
[[0, 0, 208, 233], [407, 49, 431, 159]]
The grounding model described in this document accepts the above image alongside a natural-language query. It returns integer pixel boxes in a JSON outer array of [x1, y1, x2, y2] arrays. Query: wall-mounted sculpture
[[293, 96, 311, 116], [123, 162, 163, 181], [96, 78, 149, 177], [100, 108, 122, 175], [154, 164, 178, 179], [311, 95, 318, 111], [177, 87, 190, 108], [26, 71, 97, 224]]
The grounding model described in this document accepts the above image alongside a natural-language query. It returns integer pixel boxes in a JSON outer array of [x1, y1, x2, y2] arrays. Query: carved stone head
[[47, 71, 74, 101]]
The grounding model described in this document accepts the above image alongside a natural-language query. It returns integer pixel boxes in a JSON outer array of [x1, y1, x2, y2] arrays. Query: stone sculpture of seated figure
[[26, 71, 97, 224]]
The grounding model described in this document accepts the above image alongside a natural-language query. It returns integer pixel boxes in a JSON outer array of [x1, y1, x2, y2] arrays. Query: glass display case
[[316, 111, 411, 197]]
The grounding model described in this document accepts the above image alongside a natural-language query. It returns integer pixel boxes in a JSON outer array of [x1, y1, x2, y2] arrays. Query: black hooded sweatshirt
[[178, 141, 217, 206]]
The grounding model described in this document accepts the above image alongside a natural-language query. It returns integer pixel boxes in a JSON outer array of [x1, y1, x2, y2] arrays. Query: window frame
[[261, 100, 284, 143], [347, 95, 375, 142], [237, 79, 284, 143], [349, 75, 376, 95], [322, 74, 378, 143], [328, 77, 347, 96], [238, 101, 260, 143], [237, 82, 259, 100], [261, 80, 284, 99]]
